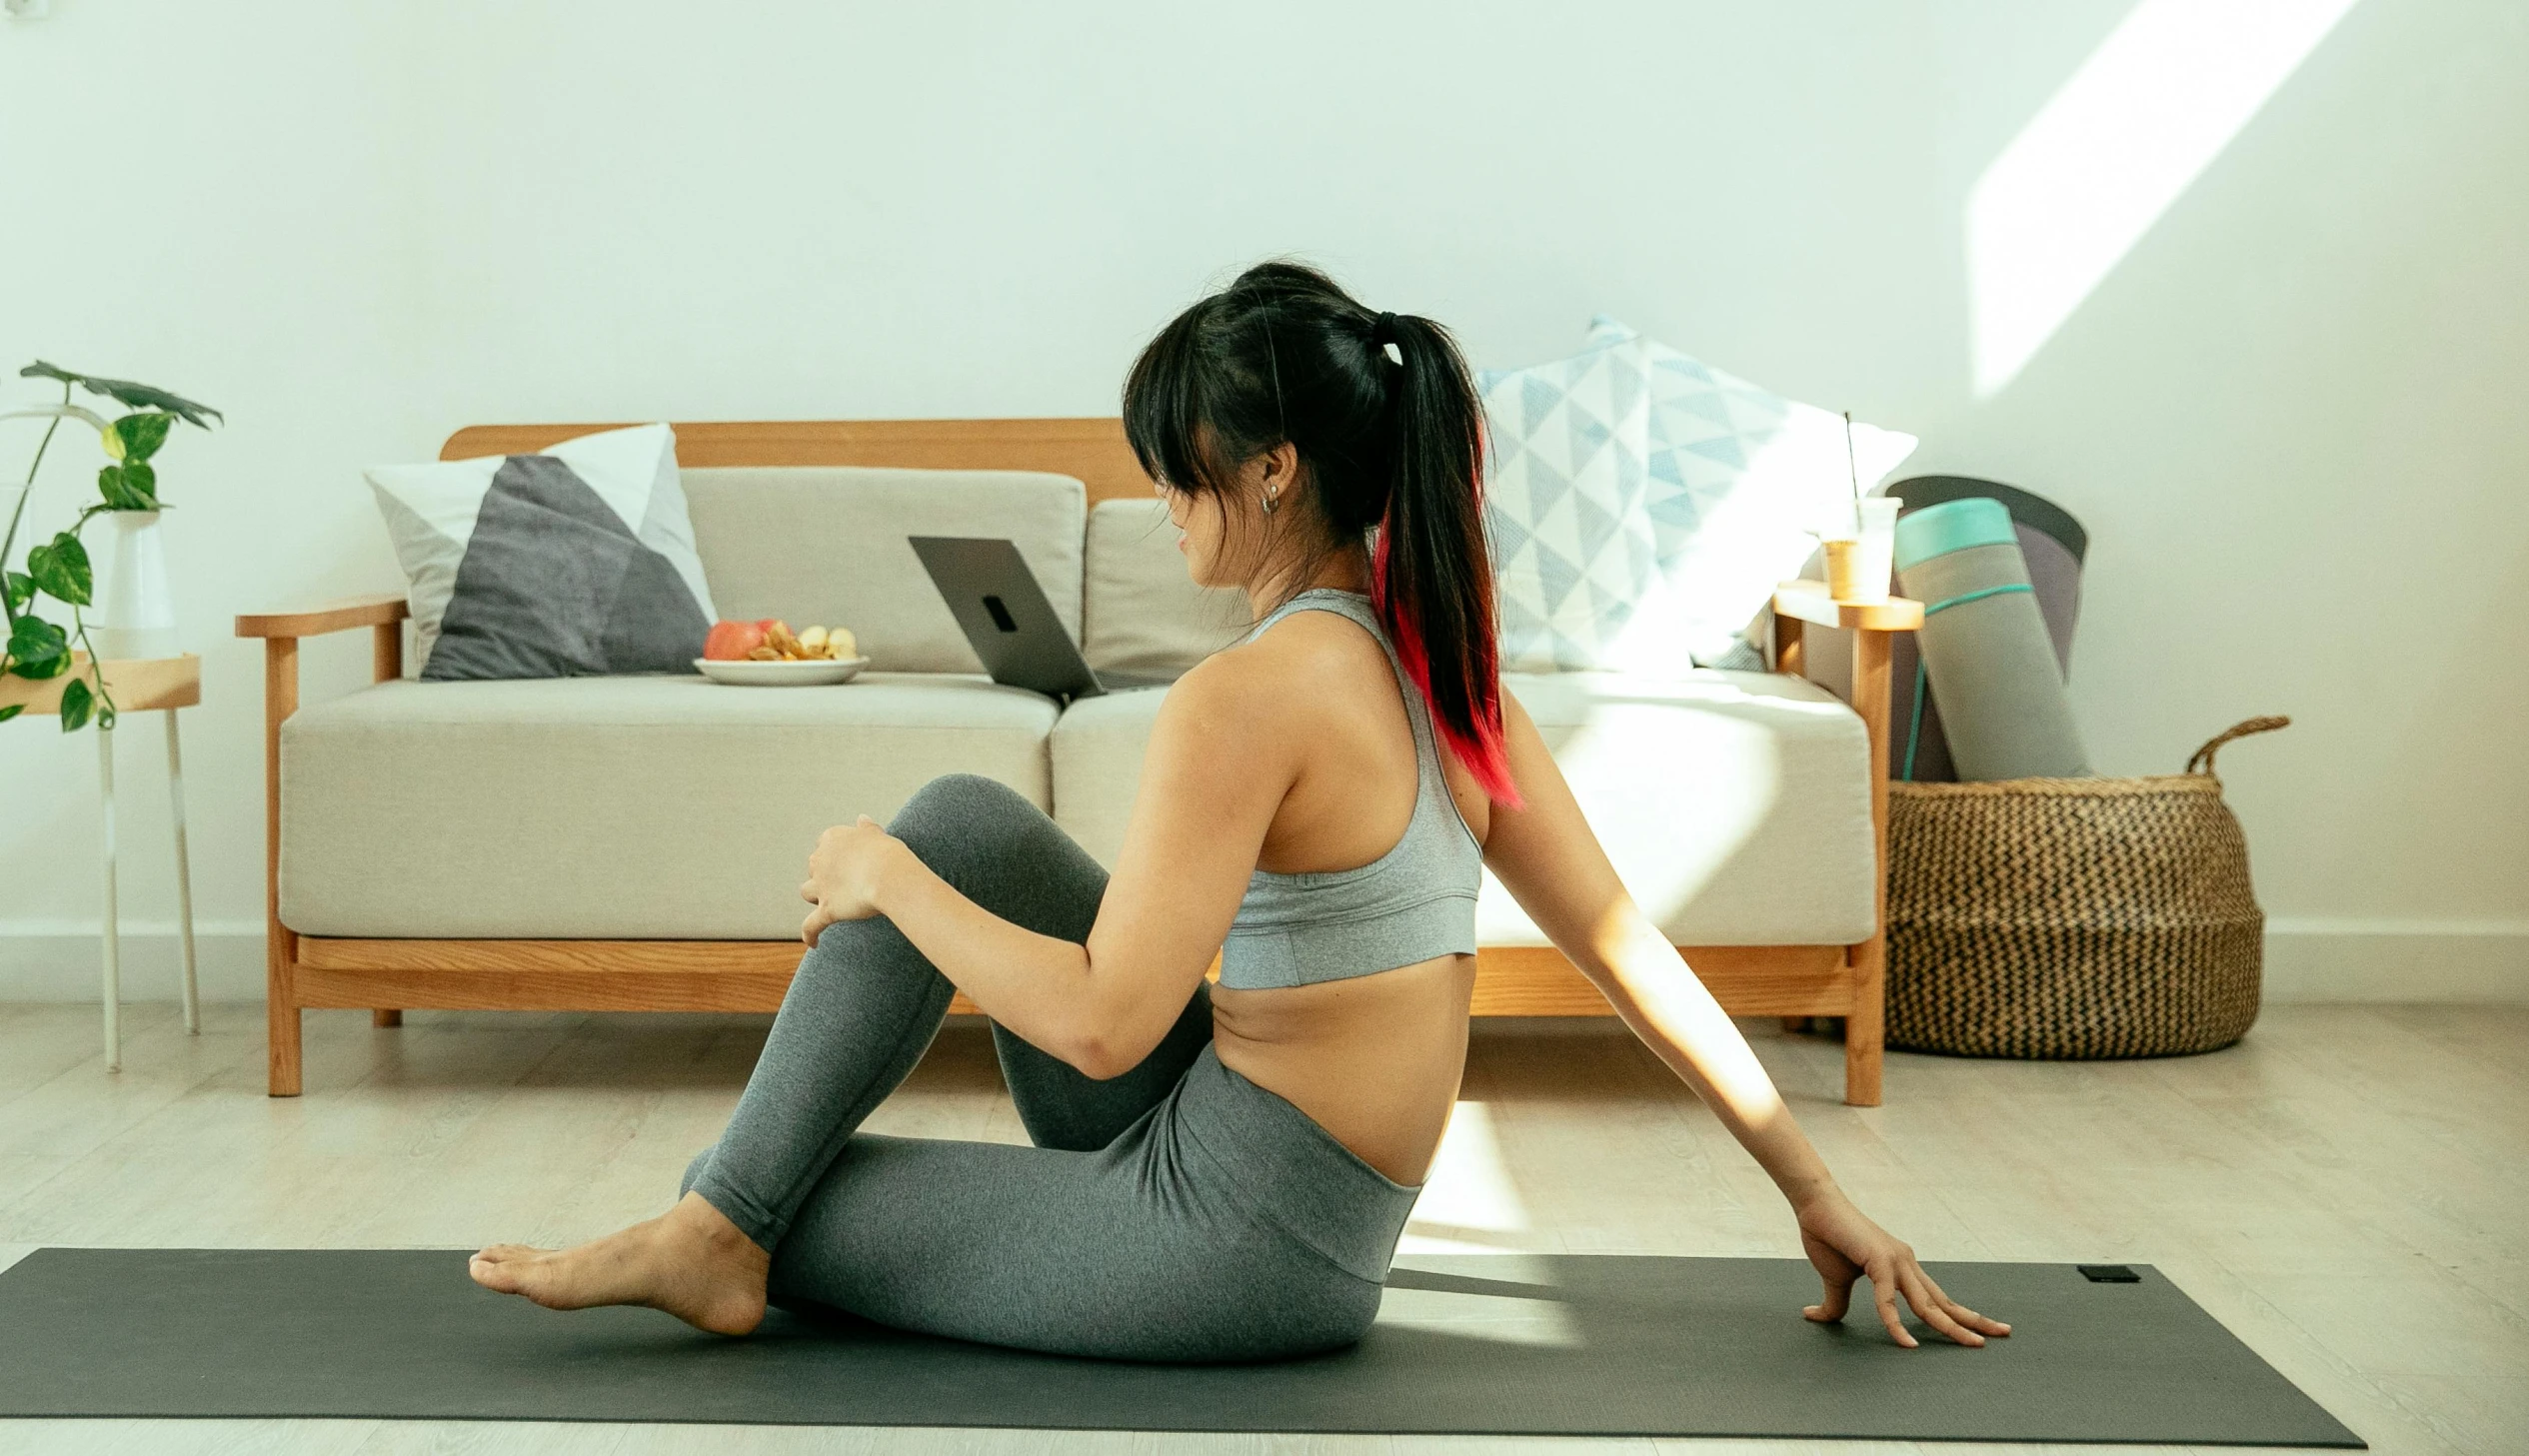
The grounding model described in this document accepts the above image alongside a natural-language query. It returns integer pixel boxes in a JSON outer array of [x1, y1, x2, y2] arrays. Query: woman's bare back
[[1201, 608, 1494, 1186]]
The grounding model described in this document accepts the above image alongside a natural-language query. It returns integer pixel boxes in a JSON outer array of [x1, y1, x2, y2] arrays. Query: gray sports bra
[[1217, 589, 1484, 990]]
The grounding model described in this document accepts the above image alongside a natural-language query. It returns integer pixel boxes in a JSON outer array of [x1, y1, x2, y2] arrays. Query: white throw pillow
[[1476, 337, 1657, 673], [1589, 318, 1917, 671], [366, 423, 720, 680]]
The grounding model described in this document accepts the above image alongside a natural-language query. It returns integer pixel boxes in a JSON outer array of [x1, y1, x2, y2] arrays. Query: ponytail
[[1370, 313, 1519, 806], [1123, 261, 1519, 806]]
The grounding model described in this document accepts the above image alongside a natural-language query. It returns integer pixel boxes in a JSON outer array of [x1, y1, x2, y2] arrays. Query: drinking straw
[[1843, 410, 1862, 531]]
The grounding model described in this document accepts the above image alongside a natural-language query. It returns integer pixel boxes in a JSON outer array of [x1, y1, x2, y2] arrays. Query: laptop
[[909, 536, 1179, 702]]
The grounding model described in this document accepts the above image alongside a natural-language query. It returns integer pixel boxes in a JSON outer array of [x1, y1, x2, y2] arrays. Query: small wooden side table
[[0, 653, 202, 1069], [1769, 583, 1924, 1065]]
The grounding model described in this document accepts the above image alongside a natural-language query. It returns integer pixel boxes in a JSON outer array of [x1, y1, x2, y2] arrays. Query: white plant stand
[[0, 654, 202, 1068]]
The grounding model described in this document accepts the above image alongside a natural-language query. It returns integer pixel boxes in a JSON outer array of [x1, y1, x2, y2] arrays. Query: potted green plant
[[1, 362, 220, 730]]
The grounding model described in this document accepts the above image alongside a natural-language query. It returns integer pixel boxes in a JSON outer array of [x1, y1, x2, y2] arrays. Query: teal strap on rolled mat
[[1924, 583, 2033, 616], [1893, 499, 2090, 780], [1902, 660, 1928, 780]]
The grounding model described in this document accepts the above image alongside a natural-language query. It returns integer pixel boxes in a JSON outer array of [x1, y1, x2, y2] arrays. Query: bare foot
[[469, 1191, 771, 1335]]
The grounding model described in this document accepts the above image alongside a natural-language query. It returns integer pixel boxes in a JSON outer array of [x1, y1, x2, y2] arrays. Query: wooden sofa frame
[[240, 419, 1916, 1103]]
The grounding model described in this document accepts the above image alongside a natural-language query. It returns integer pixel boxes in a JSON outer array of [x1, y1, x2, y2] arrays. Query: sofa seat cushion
[[281, 674, 1057, 939], [1051, 670, 1874, 947]]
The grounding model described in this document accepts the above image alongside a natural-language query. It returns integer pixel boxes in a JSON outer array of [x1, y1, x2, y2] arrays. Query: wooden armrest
[[1770, 580, 1922, 633], [248, 594, 410, 1095], [235, 594, 409, 640]]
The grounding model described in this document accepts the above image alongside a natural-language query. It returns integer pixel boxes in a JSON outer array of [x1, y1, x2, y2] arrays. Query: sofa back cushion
[[684, 467, 1086, 674], [1081, 500, 1253, 676]]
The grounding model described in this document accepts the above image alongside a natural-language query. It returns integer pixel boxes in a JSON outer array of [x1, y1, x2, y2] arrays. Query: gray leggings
[[682, 773, 1422, 1363]]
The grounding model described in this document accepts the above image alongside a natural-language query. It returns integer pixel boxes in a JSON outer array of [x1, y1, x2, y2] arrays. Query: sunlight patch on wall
[[1967, 0, 2361, 397]]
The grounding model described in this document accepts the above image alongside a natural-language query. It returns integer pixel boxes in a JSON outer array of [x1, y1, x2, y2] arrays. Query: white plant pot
[[88, 509, 180, 661]]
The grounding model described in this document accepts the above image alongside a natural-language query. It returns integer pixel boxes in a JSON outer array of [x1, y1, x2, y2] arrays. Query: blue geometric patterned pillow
[[1476, 336, 1657, 673], [1588, 318, 1917, 670]]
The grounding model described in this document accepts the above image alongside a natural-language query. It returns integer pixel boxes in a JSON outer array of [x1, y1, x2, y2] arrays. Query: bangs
[[1123, 308, 1231, 496]]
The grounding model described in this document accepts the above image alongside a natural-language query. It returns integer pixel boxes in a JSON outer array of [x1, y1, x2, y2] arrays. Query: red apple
[[704, 619, 772, 661]]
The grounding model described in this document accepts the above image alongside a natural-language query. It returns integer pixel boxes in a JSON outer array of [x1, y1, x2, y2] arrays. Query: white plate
[[695, 656, 872, 687]]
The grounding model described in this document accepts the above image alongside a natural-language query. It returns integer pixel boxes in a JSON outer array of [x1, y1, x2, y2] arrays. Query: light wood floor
[[1, 1000, 2522, 1455]]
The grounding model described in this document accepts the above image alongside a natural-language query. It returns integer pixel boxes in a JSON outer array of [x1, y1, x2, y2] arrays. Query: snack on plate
[[704, 619, 858, 662]]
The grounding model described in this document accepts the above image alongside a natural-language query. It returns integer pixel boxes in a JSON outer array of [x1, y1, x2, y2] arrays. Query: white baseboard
[[0, 918, 2521, 1003], [2260, 918, 2529, 1003], [0, 921, 266, 1004]]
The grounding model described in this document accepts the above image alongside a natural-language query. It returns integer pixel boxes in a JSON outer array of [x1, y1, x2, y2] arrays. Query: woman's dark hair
[[1123, 261, 1518, 805]]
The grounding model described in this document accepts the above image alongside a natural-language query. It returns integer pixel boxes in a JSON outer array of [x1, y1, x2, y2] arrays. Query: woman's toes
[[462, 1217, 766, 1333], [469, 1244, 546, 1290]]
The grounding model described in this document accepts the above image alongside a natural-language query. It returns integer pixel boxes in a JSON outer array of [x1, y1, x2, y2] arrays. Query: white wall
[[3, 0, 2523, 1002]]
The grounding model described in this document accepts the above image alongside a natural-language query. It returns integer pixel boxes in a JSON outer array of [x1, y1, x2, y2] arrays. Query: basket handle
[[2186, 716, 2290, 776]]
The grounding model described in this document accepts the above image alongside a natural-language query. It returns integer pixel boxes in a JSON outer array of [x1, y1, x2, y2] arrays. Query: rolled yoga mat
[[1882, 477, 2088, 782], [1895, 497, 2092, 780], [0, 1248, 2359, 1445]]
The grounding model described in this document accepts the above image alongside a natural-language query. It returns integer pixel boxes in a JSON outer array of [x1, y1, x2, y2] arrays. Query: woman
[[470, 262, 2010, 1362]]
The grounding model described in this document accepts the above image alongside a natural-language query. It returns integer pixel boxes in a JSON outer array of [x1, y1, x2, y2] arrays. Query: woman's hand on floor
[[801, 815, 904, 943], [1794, 1187, 2011, 1348]]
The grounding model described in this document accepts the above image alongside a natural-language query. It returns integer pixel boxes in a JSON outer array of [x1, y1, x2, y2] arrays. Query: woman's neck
[[1247, 543, 1374, 618]]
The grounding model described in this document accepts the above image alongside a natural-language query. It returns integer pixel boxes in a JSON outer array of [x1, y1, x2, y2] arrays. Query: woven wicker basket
[[1884, 717, 2288, 1059]]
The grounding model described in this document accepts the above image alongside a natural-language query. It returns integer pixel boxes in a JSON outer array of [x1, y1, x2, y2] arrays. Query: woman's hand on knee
[[801, 815, 904, 942]]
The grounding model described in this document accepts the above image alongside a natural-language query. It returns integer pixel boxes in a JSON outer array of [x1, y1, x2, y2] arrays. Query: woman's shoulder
[[1165, 610, 1390, 729], [1232, 597, 1390, 671], [1155, 641, 1281, 732]]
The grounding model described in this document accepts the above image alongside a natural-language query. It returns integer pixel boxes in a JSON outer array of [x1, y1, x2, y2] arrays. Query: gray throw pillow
[[366, 423, 719, 680]]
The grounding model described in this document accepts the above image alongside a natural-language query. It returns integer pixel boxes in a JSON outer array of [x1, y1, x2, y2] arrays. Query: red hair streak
[[1373, 532, 1524, 810]]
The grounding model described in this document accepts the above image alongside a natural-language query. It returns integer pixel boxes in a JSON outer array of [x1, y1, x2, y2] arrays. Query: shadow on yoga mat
[[0, 1249, 2360, 1445]]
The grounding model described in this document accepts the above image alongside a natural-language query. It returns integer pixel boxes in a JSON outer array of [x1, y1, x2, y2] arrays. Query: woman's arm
[[1481, 693, 2009, 1348], [799, 653, 1291, 1079]]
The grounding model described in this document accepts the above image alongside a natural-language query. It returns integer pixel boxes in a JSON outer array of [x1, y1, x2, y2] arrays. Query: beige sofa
[[240, 420, 1911, 1103]]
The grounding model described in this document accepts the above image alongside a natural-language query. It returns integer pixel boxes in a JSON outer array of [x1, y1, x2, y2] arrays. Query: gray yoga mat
[[0, 1249, 2359, 1445]]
